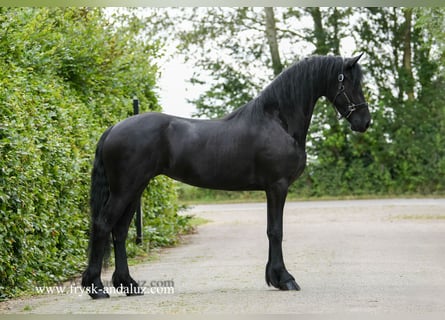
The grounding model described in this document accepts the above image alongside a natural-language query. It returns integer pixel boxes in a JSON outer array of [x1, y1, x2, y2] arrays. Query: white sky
[[157, 56, 198, 118]]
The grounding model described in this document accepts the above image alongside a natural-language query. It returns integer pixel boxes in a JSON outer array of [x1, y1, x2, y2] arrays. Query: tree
[[155, 7, 370, 196], [168, 7, 353, 119], [265, 7, 283, 77], [354, 7, 445, 193], [144, 7, 445, 197], [172, 8, 271, 118]]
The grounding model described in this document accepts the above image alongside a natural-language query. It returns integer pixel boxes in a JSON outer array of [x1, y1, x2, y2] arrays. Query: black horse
[[82, 55, 371, 299]]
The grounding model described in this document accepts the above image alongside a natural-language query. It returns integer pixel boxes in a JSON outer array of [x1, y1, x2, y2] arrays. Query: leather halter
[[332, 73, 368, 120]]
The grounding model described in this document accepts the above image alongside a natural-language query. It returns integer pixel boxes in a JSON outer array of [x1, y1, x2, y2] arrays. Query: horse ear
[[346, 53, 364, 68]]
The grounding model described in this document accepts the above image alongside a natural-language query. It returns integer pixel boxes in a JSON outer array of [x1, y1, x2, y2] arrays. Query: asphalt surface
[[1, 199, 445, 314]]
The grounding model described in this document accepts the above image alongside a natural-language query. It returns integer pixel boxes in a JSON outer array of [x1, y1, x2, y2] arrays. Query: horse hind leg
[[111, 197, 145, 296], [81, 221, 111, 299], [82, 195, 132, 299]]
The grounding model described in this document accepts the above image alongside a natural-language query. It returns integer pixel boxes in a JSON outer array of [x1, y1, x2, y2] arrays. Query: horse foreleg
[[265, 180, 300, 291], [111, 198, 144, 296]]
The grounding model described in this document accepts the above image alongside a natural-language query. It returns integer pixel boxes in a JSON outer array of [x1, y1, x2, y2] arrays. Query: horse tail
[[89, 125, 114, 266]]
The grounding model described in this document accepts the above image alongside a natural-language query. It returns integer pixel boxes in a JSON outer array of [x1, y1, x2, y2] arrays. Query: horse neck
[[261, 60, 336, 145]]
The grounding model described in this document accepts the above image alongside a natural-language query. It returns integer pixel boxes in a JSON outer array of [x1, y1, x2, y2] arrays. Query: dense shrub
[[0, 8, 188, 299]]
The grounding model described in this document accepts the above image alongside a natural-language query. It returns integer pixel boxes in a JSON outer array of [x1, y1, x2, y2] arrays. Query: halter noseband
[[332, 72, 368, 120]]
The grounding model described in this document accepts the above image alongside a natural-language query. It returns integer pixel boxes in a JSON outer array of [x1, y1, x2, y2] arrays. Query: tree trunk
[[402, 8, 415, 101], [331, 8, 341, 55], [264, 7, 283, 76], [307, 7, 329, 55]]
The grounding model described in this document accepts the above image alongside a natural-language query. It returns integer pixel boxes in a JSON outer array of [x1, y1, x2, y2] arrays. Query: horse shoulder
[[254, 119, 307, 184]]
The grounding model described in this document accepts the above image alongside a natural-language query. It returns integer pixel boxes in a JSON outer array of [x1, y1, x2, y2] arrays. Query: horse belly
[[165, 147, 260, 190]]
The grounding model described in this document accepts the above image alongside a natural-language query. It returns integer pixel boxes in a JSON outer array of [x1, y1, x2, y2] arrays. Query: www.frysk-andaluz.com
[[34, 280, 175, 296]]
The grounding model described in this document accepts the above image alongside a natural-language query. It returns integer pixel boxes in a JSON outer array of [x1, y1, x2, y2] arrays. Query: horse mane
[[256, 55, 343, 114], [224, 55, 363, 131]]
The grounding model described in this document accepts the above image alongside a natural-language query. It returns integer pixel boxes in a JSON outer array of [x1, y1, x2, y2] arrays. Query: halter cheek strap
[[333, 72, 368, 120]]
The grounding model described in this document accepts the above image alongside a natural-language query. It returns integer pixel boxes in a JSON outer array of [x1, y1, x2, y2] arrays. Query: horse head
[[329, 54, 371, 133]]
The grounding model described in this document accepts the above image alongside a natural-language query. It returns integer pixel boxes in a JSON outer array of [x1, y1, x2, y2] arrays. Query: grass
[[177, 184, 445, 205], [188, 216, 212, 227]]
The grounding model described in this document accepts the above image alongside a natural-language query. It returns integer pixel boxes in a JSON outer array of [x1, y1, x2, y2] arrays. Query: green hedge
[[0, 8, 189, 299]]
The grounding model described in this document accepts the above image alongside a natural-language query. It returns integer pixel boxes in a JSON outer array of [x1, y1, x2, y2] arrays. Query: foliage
[[147, 7, 445, 199], [174, 8, 269, 118], [352, 7, 445, 194], [0, 8, 188, 299], [177, 183, 265, 203]]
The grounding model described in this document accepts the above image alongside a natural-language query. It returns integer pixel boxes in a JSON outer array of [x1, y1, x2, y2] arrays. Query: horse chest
[[255, 139, 307, 184]]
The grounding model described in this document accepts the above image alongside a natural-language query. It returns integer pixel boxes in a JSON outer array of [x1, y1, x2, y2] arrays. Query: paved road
[[2, 199, 445, 314]]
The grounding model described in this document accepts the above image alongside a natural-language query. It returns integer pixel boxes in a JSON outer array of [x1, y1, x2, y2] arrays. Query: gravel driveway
[[1, 199, 445, 314]]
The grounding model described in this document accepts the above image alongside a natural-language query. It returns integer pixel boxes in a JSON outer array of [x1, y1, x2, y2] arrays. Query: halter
[[332, 72, 368, 120]]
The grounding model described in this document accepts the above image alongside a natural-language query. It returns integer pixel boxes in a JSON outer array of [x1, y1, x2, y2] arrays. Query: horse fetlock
[[265, 263, 299, 290], [81, 270, 110, 299], [112, 272, 144, 296]]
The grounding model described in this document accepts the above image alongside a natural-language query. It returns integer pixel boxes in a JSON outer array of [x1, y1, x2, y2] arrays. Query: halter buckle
[[338, 74, 344, 82]]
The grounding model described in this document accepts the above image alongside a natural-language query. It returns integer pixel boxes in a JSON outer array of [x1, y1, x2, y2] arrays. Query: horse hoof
[[279, 279, 301, 291], [89, 289, 110, 299]]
